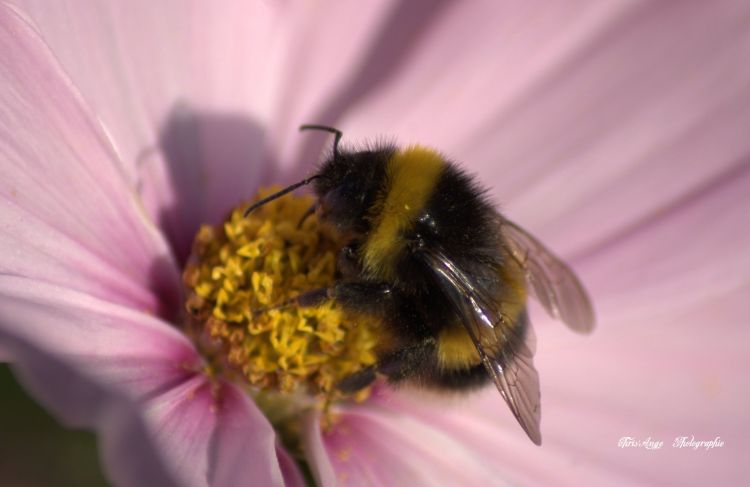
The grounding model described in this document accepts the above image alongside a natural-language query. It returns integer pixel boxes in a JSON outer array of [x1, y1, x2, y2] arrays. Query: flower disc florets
[[183, 188, 378, 403]]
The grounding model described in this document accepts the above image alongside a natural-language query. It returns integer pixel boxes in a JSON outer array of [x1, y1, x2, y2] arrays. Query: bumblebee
[[245, 125, 595, 444]]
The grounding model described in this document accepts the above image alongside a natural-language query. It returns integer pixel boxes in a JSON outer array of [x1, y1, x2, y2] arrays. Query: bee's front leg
[[252, 280, 393, 315], [250, 287, 330, 315], [329, 280, 394, 314], [336, 242, 362, 279]]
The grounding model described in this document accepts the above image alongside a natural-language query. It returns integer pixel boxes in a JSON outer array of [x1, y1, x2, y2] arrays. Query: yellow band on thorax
[[362, 146, 444, 279]]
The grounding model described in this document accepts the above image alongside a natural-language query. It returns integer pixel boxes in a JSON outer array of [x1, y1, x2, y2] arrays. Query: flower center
[[182, 187, 378, 405]]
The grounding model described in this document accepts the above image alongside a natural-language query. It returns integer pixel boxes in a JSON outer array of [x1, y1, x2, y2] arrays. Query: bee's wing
[[500, 218, 595, 333], [422, 249, 542, 445]]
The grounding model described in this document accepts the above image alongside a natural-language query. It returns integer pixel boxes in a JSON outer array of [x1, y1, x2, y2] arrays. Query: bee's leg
[[336, 243, 361, 279], [375, 337, 436, 382], [337, 365, 377, 393], [296, 202, 317, 229], [329, 280, 394, 314], [252, 280, 392, 315], [337, 337, 437, 393], [251, 287, 330, 315]]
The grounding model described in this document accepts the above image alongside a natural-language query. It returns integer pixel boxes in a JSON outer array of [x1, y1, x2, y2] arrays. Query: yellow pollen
[[183, 187, 378, 402]]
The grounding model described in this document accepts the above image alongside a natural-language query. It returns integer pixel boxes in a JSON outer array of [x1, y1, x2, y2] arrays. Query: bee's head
[[312, 149, 390, 236], [243, 125, 390, 237]]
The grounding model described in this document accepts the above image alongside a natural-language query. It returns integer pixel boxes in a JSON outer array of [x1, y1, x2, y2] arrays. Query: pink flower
[[2, 1, 749, 486]]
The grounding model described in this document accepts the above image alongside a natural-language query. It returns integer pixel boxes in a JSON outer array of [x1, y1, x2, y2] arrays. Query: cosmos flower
[[1, 1, 749, 486]]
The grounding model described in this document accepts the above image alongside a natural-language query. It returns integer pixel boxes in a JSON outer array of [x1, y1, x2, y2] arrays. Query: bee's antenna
[[244, 125, 341, 218], [300, 124, 343, 160], [243, 175, 320, 217]]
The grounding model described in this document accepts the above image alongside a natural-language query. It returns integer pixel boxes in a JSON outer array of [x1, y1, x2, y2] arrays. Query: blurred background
[[0, 365, 106, 486]]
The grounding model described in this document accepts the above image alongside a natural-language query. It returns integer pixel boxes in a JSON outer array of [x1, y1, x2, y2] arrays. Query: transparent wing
[[422, 249, 542, 445], [500, 218, 595, 333]]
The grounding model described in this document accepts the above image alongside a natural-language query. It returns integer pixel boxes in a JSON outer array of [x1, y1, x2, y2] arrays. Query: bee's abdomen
[[435, 306, 527, 370], [436, 323, 482, 370], [435, 256, 528, 372], [424, 362, 491, 391]]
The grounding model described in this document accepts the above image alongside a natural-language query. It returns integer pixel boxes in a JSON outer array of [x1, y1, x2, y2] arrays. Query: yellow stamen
[[183, 187, 378, 403]]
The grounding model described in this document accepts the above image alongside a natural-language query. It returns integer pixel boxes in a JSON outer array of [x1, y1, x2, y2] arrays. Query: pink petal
[[337, 1, 629, 149], [0, 276, 199, 410], [378, 283, 750, 486], [0, 276, 285, 486], [535, 286, 749, 486], [9, 0, 283, 168], [304, 408, 500, 486], [0, 276, 196, 486], [8, 348, 182, 486], [146, 377, 283, 487], [0, 4, 180, 315], [491, 2, 750, 258], [303, 412, 337, 487], [276, 443, 306, 487], [266, 0, 421, 167], [575, 156, 750, 326], [9, 1, 289, 263], [334, 2, 750, 258], [139, 106, 274, 264]]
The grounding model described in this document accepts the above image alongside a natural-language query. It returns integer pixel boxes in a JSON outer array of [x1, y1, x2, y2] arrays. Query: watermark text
[[617, 435, 724, 451]]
